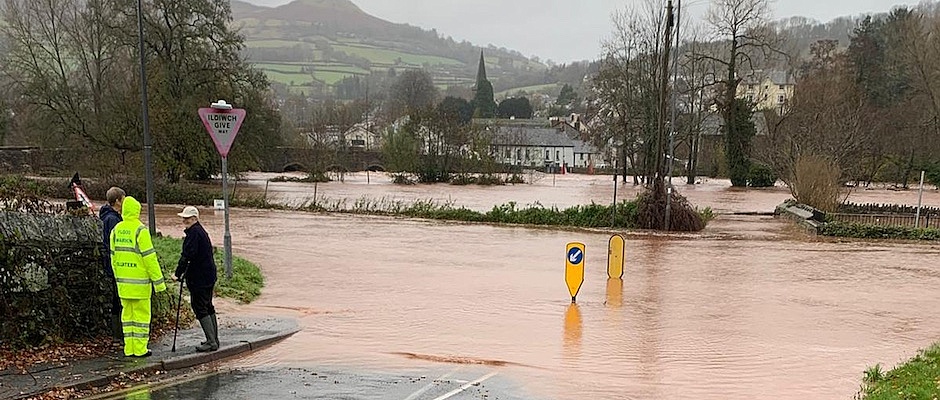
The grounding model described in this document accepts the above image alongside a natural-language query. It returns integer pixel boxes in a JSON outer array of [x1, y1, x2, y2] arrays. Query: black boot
[[196, 316, 218, 352], [211, 313, 219, 347], [199, 314, 218, 346]]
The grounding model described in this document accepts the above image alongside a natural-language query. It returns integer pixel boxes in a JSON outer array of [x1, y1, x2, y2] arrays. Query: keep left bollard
[[565, 242, 585, 303]]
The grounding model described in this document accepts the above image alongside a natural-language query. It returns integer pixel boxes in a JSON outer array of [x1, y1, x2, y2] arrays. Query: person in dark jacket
[[174, 206, 219, 352], [99, 187, 125, 341]]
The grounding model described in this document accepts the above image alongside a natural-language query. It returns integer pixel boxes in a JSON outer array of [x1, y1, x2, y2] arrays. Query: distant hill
[[231, 0, 566, 100]]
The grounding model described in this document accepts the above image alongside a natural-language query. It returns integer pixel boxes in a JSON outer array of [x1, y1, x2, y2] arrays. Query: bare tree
[[760, 42, 875, 191], [593, 0, 667, 184], [676, 25, 721, 184], [1, 0, 140, 163]]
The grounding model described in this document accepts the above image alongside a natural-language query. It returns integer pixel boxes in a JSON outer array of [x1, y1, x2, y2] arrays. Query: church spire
[[471, 50, 496, 118], [476, 50, 487, 85]]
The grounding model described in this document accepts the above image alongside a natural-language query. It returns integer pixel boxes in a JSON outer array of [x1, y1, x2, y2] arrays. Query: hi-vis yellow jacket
[[109, 196, 166, 299]]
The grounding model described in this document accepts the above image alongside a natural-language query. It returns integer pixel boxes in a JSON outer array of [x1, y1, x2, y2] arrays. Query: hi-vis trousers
[[120, 298, 152, 356]]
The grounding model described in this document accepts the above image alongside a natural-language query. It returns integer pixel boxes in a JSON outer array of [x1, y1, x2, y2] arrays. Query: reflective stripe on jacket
[[110, 196, 166, 299]]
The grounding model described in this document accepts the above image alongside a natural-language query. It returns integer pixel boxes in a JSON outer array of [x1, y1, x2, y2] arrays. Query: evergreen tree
[[497, 97, 533, 119], [471, 51, 496, 118], [726, 99, 756, 187], [557, 84, 577, 106]]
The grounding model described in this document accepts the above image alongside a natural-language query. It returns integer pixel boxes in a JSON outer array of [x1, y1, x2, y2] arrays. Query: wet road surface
[[130, 174, 940, 399], [136, 367, 530, 400]]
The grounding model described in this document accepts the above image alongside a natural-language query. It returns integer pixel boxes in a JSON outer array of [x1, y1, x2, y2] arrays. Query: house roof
[[492, 126, 600, 153], [741, 70, 795, 86]]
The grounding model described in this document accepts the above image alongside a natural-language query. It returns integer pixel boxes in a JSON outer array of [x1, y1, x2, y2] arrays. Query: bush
[[818, 221, 940, 241], [391, 173, 415, 185], [30, 176, 217, 207], [747, 163, 777, 187], [449, 174, 477, 185], [268, 172, 330, 183], [476, 174, 504, 186], [635, 180, 706, 232], [789, 155, 844, 213]]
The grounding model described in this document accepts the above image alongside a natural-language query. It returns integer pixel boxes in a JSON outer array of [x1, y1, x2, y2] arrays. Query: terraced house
[[488, 121, 604, 171]]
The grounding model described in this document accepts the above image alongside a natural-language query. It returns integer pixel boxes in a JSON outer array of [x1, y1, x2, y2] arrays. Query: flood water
[[147, 173, 940, 399]]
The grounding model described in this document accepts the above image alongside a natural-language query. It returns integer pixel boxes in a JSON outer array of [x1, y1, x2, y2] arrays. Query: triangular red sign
[[199, 108, 247, 158]]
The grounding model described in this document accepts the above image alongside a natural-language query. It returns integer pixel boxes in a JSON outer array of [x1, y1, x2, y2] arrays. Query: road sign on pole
[[565, 242, 585, 303], [198, 100, 246, 280], [198, 103, 246, 158]]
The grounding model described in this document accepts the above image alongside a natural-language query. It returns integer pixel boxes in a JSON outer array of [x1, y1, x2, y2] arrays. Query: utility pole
[[656, 0, 675, 184], [665, 0, 681, 231]]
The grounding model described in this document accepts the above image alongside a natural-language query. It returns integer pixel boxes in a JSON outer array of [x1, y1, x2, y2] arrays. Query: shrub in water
[[748, 163, 777, 187]]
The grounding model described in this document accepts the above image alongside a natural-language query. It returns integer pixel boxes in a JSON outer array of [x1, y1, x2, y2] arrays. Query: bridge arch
[[365, 164, 386, 172], [282, 163, 306, 172]]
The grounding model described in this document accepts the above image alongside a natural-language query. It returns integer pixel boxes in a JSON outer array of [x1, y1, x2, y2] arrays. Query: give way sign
[[198, 107, 247, 158]]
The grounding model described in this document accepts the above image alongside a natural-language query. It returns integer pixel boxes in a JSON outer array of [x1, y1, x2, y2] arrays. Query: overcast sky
[[242, 0, 923, 63]]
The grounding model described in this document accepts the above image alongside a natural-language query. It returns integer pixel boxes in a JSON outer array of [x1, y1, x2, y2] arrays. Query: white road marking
[[403, 367, 460, 400], [430, 371, 498, 400]]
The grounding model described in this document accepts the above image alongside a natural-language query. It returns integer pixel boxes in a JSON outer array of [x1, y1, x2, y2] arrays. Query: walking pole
[[171, 274, 185, 352]]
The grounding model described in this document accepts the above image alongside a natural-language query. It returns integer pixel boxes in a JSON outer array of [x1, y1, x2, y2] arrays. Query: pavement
[[0, 315, 299, 400]]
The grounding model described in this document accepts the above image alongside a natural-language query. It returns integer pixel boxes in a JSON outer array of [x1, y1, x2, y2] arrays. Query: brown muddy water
[[146, 173, 940, 399]]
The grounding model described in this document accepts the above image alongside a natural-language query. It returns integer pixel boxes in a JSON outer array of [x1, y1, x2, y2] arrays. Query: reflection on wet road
[[136, 174, 940, 399]]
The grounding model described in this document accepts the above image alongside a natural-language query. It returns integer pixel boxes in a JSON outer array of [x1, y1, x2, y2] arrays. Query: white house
[[344, 123, 381, 150], [490, 125, 605, 169]]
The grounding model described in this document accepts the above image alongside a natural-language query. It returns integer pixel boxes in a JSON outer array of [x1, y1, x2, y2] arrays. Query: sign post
[[565, 242, 585, 303], [607, 234, 625, 279], [198, 100, 246, 279]]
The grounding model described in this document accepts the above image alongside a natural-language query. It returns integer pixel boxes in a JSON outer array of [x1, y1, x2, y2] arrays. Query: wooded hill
[[231, 0, 576, 99]]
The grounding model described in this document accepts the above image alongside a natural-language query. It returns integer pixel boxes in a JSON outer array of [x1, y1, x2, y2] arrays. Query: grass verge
[[859, 344, 940, 399], [152, 236, 264, 303]]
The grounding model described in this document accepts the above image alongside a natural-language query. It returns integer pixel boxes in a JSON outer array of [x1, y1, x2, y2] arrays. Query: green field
[[314, 65, 370, 75], [246, 39, 314, 48], [255, 63, 305, 73], [262, 70, 314, 86], [497, 83, 560, 97], [312, 70, 359, 85], [333, 43, 463, 66]]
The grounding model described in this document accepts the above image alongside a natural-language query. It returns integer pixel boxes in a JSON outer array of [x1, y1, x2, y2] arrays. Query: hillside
[[231, 0, 560, 99]]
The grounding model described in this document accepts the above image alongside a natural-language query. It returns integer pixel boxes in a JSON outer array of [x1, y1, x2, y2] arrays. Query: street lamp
[[137, 0, 156, 235]]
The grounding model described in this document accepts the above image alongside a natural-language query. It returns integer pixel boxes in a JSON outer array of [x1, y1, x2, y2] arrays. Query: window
[[351, 139, 365, 147], [555, 151, 560, 161], [777, 95, 785, 104], [748, 84, 755, 90], [546, 150, 550, 159], [505, 149, 511, 158], [516, 149, 522, 160], [580, 154, 585, 161], [779, 85, 785, 90]]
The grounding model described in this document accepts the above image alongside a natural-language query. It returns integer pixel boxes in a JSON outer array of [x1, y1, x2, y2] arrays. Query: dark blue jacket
[[175, 221, 217, 288], [98, 204, 122, 273]]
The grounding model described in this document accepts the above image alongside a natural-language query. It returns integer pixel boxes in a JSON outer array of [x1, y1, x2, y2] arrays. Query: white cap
[[177, 206, 199, 218]]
